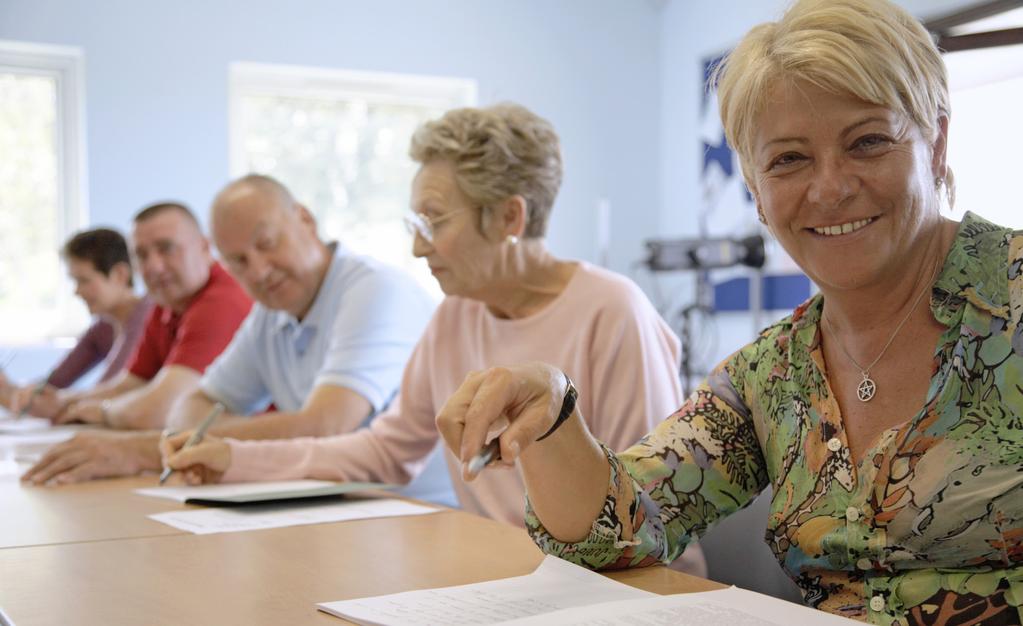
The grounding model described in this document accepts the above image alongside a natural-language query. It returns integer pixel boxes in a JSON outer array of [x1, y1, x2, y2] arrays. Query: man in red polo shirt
[[41, 202, 252, 429]]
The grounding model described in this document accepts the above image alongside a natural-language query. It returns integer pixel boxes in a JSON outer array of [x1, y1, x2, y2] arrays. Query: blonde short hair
[[409, 103, 563, 238], [715, 0, 953, 202]]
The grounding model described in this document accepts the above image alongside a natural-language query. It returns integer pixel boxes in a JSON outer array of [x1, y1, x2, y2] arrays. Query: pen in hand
[[17, 382, 47, 420], [466, 438, 502, 478], [159, 402, 225, 485]]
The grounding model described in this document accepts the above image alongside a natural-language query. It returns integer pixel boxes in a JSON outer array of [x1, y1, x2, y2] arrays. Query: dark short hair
[[133, 201, 199, 226], [62, 228, 134, 287]]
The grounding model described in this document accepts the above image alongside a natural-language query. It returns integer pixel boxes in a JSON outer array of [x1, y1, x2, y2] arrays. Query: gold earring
[[505, 234, 519, 245], [934, 176, 943, 189], [757, 208, 767, 225]]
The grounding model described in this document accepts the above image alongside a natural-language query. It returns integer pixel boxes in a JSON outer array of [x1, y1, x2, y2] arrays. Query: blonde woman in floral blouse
[[436, 0, 1023, 624]]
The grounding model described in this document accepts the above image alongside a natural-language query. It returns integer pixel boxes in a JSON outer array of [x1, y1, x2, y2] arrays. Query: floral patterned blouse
[[527, 212, 1023, 625]]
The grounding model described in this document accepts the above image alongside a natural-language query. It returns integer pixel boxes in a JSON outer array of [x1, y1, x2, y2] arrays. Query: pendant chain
[[822, 261, 941, 402]]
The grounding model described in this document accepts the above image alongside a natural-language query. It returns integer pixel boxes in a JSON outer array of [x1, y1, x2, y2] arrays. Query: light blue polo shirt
[[200, 243, 435, 415]]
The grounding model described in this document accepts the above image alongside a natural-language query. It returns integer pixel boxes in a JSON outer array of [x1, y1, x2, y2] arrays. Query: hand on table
[[159, 431, 230, 485], [12, 384, 67, 420], [21, 430, 155, 485], [53, 399, 106, 425], [435, 362, 569, 482]]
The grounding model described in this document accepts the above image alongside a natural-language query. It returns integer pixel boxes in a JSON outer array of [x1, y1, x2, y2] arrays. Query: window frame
[[0, 40, 87, 246], [227, 62, 477, 179], [226, 62, 476, 298], [0, 39, 88, 342]]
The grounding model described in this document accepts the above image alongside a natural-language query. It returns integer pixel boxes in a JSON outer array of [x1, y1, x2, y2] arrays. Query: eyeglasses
[[403, 208, 470, 244]]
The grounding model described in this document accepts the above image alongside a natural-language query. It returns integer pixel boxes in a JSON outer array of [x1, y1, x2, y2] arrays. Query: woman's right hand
[[158, 431, 231, 485], [435, 362, 570, 481]]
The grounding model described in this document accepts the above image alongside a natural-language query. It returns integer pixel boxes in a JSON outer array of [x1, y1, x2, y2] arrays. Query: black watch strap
[[536, 373, 578, 441]]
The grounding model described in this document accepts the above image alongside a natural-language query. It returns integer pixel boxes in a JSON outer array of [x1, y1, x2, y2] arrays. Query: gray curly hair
[[409, 103, 563, 238]]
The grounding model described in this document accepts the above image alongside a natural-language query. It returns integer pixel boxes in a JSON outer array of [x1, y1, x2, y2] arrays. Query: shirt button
[[857, 558, 872, 570], [869, 595, 885, 612], [845, 507, 860, 521], [827, 437, 842, 452]]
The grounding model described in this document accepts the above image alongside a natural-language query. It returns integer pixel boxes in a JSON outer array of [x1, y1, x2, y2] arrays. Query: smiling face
[[212, 184, 327, 319], [750, 78, 947, 293], [409, 160, 504, 298]]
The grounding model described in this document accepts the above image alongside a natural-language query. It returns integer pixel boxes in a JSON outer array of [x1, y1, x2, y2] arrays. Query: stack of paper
[[148, 498, 438, 534], [0, 421, 82, 479], [317, 556, 651, 625], [0, 415, 52, 433], [135, 479, 393, 504], [137, 480, 440, 534], [317, 555, 856, 625]]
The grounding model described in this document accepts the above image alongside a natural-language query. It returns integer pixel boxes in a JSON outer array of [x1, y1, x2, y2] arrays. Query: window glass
[[231, 65, 476, 296]]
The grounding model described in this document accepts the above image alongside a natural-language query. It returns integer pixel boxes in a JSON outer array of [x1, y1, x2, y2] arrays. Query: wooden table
[[0, 476, 186, 548], [0, 476, 724, 625]]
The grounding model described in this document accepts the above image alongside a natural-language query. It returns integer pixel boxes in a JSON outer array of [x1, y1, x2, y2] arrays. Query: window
[[229, 63, 476, 296], [944, 43, 1023, 229], [934, 7, 1023, 229], [0, 41, 87, 343]]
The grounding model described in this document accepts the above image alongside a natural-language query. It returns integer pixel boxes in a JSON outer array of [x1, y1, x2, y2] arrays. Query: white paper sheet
[[148, 498, 439, 534], [136, 479, 346, 503], [316, 555, 655, 626], [0, 426, 80, 448], [0, 416, 52, 433], [0, 426, 83, 480], [497, 586, 857, 625]]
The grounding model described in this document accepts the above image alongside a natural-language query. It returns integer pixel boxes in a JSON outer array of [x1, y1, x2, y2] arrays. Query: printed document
[[318, 555, 857, 625], [498, 585, 857, 625], [316, 555, 655, 625]]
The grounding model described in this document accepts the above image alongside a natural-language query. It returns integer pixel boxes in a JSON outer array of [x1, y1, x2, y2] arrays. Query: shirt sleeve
[[222, 322, 442, 485], [163, 278, 251, 375], [199, 311, 271, 415], [46, 319, 114, 388], [525, 360, 769, 570], [314, 268, 433, 411]]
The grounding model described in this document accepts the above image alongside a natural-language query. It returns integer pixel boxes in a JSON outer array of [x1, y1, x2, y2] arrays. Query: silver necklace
[[823, 264, 939, 402]]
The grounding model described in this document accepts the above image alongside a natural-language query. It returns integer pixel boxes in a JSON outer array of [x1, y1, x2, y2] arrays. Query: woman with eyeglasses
[[162, 102, 707, 577]]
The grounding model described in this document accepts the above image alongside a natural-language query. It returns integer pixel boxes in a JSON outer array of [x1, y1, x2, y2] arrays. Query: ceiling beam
[[925, 0, 1023, 33]]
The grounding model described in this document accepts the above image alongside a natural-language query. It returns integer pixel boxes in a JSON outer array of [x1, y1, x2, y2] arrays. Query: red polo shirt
[[128, 262, 252, 380]]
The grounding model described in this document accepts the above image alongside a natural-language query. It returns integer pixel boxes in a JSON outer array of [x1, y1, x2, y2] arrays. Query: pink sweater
[[223, 263, 684, 526]]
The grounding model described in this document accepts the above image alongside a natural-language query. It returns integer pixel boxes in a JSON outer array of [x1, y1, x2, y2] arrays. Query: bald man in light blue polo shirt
[[165, 174, 434, 441], [197, 241, 426, 418], [20, 174, 436, 485]]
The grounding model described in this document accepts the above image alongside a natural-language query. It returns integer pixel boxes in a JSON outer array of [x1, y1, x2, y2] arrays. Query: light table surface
[[0, 477, 724, 625]]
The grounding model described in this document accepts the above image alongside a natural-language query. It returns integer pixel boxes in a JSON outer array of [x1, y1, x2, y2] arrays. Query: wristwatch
[[536, 373, 578, 441]]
